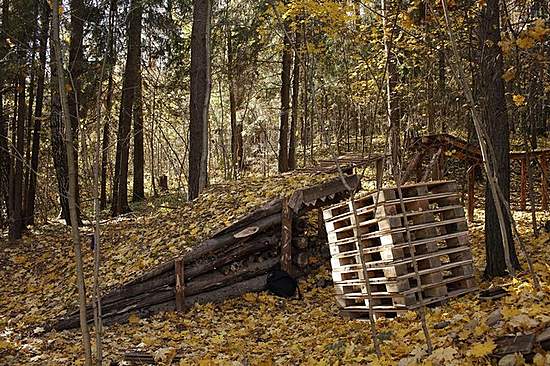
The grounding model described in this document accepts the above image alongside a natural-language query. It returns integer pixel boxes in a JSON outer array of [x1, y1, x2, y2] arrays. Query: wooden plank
[[280, 197, 293, 274], [175, 258, 185, 311]]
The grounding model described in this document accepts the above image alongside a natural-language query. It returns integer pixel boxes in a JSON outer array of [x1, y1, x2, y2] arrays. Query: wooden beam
[[281, 197, 293, 274], [520, 158, 527, 210], [175, 258, 185, 311]]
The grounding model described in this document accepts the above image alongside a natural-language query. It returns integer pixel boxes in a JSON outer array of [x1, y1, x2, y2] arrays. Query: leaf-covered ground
[[1, 173, 550, 365]]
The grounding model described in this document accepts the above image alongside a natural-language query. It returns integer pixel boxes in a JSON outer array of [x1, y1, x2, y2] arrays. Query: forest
[[0, 0, 549, 364]]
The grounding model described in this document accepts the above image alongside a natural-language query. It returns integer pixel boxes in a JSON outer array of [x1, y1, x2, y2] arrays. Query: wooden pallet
[[325, 180, 476, 319], [323, 181, 459, 221]]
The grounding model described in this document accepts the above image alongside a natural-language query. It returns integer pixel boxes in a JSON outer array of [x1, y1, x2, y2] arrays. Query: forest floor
[[1, 172, 550, 365]]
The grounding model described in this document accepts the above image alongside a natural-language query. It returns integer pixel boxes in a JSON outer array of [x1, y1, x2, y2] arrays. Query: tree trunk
[[50, 44, 71, 224], [25, 2, 50, 226], [51, 0, 92, 362], [100, 0, 117, 210], [67, 0, 84, 221], [278, 29, 292, 173], [112, 0, 142, 215], [8, 73, 26, 240], [0, 0, 10, 224], [382, 0, 401, 170], [479, 0, 520, 277], [132, 66, 144, 201], [288, 35, 300, 171], [227, 29, 243, 178], [188, 0, 211, 200]]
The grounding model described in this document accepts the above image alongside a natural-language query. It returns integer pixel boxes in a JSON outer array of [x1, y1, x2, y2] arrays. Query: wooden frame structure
[[405, 134, 550, 221]]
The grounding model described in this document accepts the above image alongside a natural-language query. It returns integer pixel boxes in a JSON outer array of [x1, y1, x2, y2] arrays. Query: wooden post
[[175, 258, 185, 311], [467, 165, 476, 222], [281, 197, 293, 274], [520, 158, 527, 210], [539, 155, 549, 211]]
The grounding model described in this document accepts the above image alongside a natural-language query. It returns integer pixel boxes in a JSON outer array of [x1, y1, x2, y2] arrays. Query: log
[[55, 259, 277, 330], [66, 235, 280, 318], [122, 213, 281, 287]]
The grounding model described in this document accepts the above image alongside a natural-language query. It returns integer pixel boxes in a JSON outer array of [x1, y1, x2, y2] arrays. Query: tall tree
[[188, 0, 211, 200], [111, 0, 142, 215], [51, 0, 92, 361], [381, 0, 401, 170], [67, 0, 85, 219], [132, 66, 144, 201], [0, 0, 10, 224], [25, 2, 50, 225], [479, 0, 520, 277], [278, 29, 292, 173], [8, 72, 26, 240], [227, 27, 243, 178], [288, 36, 300, 171], [100, 0, 117, 209], [50, 53, 72, 224]]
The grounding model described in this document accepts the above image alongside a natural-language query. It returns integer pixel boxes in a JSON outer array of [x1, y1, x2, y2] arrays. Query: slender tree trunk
[[227, 29, 243, 178], [132, 67, 144, 201], [100, 0, 117, 210], [278, 29, 292, 173], [188, 0, 211, 200], [51, 1, 92, 362], [50, 39, 71, 224], [382, 0, 401, 169], [25, 3, 50, 226], [67, 0, 84, 222], [480, 0, 520, 277], [112, 0, 142, 215], [288, 35, 300, 171], [8, 73, 26, 240], [0, 0, 10, 224]]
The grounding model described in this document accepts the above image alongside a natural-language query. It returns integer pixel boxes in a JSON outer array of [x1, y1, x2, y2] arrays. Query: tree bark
[[227, 29, 243, 178], [132, 66, 144, 201], [479, 0, 520, 277], [101, 0, 118, 210], [50, 43, 71, 224], [278, 29, 292, 173], [8, 73, 26, 240], [67, 0, 84, 222], [0, 0, 10, 225], [51, 0, 92, 362], [188, 0, 211, 200], [25, 2, 50, 226], [382, 0, 401, 170], [112, 0, 142, 215], [288, 35, 300, 171]]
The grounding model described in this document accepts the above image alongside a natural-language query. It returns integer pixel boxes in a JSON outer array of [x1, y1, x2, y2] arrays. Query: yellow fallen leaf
[[533, 353, 545, 366], [128, 313, 140, 324], [512, 94, 526, 106], [470, 340, 496, 357]]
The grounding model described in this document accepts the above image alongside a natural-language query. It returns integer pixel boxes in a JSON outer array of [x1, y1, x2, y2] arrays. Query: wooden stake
[[467, 165, 476, 223], [281, 197, 293, 274], [175, 258, 185, 311], [520, 158, 527, 210]]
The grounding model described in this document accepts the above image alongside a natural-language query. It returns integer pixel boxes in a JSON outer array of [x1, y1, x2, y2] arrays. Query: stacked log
[[54, 175, 360, 330]]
